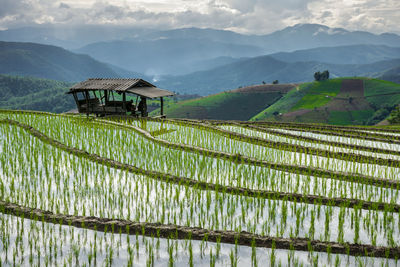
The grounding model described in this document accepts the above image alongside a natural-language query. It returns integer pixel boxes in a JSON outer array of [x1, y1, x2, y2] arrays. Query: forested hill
[[0, 75, 74, 113]]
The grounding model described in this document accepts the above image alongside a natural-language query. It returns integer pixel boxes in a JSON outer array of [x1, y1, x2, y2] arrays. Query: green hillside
[[151, 84, 296, 120], [0, 75, 74, 113], [251, 78, 400, 125]]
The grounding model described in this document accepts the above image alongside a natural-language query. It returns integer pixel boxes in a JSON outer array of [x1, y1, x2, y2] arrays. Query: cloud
[[0, 0, 398, 34]]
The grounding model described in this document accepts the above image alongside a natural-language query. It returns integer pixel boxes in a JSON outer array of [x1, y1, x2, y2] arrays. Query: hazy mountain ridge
[[76, 38, 264, 76], [269, 44, 400, 65], [0, 41, 141, 82], [2, 23, 399, 77], [75, 24, 400, 75], [158, 57, 400, 95]]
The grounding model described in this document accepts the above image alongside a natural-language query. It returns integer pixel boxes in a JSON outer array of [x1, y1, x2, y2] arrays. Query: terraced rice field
[[0, 110, 400, 266]]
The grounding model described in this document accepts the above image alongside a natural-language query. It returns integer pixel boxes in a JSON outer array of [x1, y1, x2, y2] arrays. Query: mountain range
[[0, 41, 145, 82], [75, 24, 400, 75], [0, 23, 399, 97], [157, 57, 400, 95], [2, 23, 400, 76]]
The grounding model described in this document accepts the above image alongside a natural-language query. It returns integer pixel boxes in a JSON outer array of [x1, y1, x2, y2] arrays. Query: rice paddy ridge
[[2, 118, 400, 212], [252, 125, 400, 145], [195, 119, 400, 143], [1, 200, 399, 259], [2, 111, 397, 190], [146, 117, 400, 167], [239, 121, 400, 140], [235, 120, 400, 135], [216, 122, 400, 157], [100, 118, 399, 189]]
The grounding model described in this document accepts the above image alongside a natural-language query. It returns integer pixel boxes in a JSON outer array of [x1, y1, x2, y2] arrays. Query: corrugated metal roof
[[68, 78, 174, 98], [127, 87, 174, 98]]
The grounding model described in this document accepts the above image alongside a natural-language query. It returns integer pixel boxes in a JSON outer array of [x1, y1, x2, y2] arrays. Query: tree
[[314, 71, 321, 81], [272, 80, 279, 84], [314, 70, 329, 81], [388, 105, 400, 124], [320, 70, 329, 80]]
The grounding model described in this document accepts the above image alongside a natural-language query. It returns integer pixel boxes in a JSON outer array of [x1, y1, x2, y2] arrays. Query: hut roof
[[68, 78, 174, 99]]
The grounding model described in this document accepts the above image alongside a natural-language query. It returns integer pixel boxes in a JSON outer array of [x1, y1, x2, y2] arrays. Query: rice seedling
[[0, 110, 399, 265]]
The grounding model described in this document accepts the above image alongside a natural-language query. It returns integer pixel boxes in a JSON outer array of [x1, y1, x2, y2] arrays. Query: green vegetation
[[153, 90, 284, 120], [252, 78, 400, 125], [328, 110, 375, 125], [0, 74, 74, 113], [364, 79, 400, 107], [251, 83, 312, 121], [388, 105, 400, 124], [313, 70, 330, 81], [1, 110, 400, 265], [292, 79, 341, 110]]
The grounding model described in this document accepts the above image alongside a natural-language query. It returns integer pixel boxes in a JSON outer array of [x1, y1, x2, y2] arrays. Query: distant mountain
[[269, 45, 400, 65], [0, 25, 152, 49], [378, 66, 400, 83], [259, 24, 400, 52], [76, 24, 400, 76], [0, 74, 74, 113], [3, 24, 400, 76], [135, 25, 400, 52], [0, 41, 140, 82], [158, 57, 400, 95], [2, 24, 400, 53], [76, 39, 264, 76]]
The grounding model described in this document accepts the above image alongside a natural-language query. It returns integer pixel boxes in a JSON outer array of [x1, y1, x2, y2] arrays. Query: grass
[[253, 78, 400, 125], [364, 79, 400, 107], [154, 91, 283, 120], [291, 79, 342, 110], [328, 110, 375, 125], [250, 84, 307, 121]]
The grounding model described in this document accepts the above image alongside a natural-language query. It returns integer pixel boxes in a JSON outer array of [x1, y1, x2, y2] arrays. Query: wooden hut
[[67, 78, 174, 117]]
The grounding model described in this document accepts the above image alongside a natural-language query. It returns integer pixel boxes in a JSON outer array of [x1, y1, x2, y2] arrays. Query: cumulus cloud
[[0, 0, 398, 34]]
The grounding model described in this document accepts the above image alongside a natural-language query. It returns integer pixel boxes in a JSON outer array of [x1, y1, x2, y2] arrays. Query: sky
[[0, 0, 399, 34]]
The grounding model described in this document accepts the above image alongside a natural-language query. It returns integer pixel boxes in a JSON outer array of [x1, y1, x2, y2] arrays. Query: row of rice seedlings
[[4, 114, 400, 205], [3, 213, 395, 267], [252, 121, 400, 138], [1, 124, 399, 247], [140, 120, 399, 179], [219, 125, 400, 160], [353, 129, 400, 137], [268, 127, 400, 152]]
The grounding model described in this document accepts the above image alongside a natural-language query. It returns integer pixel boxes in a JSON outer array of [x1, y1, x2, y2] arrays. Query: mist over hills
[[1, 23, 399, 77], [0, 23, 399, 97], [157, 57, 400, 95], [269, 45, 400, 65], [0, 41, 143, 82], [76, 39, 263, 76], [74, 24, 400, 76]]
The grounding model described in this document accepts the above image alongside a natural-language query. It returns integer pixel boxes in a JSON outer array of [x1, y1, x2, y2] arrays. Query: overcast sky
[[1, 0, 399, 34]]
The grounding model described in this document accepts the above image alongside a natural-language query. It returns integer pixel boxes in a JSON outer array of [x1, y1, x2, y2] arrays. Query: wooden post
[[160, 97, 164, 117], [84, 91, 90, 116], [123, 92, 126, 113]]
